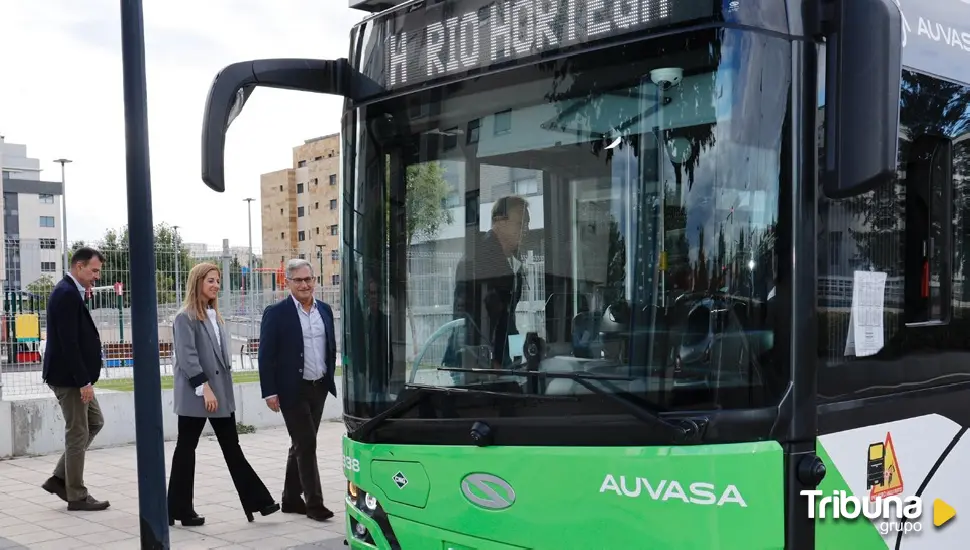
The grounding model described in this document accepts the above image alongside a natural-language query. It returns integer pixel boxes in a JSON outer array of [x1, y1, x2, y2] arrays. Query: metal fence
[[0, 239, 543, 399], [0, 285, 343, 399], [0, 240, 345, 399]]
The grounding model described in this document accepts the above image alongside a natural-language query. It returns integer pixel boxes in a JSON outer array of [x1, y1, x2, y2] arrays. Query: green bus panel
[[343, 436, 784, 549]]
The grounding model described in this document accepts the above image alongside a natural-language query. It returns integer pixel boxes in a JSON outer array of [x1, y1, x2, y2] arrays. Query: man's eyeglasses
[[287, 277, 315, 286]]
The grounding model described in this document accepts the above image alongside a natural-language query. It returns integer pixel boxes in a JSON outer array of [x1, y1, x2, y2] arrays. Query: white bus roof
[[349, 0, 409, 12]]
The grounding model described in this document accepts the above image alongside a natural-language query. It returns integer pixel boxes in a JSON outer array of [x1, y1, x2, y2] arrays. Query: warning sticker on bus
[[867, 432, 904, 502]]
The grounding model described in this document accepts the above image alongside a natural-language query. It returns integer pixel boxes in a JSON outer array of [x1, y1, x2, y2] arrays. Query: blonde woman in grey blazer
[[167, 262, 279, 527]]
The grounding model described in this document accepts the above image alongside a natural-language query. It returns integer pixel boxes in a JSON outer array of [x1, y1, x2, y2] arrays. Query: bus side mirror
[[820, 0, 903, 199], [200, 58, 357, 193]]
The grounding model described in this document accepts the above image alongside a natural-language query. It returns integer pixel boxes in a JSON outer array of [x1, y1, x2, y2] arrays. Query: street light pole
[[120, 0, 169, 546], [53, 158, 72, 274], [316, 244, 324, 286], [172, 225, 181, 305], [243, 198, 254, 339]]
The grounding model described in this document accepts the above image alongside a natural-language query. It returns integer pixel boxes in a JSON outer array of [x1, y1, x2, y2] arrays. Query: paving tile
[[5, 528, 66, 545], [54, 521, 117, 537], [0, 424, 348, 547], [97, 537, 143, 549], [17, 537, 89, 550]]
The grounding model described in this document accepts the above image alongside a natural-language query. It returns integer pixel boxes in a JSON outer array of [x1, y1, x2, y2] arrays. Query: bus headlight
[[347, 486, 400, 548], [354, 521, 368, 537]]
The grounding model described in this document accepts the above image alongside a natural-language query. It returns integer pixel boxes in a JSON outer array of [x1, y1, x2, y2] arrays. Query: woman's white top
[[207, 308, 221, 347], [196, 308, 222, 397]]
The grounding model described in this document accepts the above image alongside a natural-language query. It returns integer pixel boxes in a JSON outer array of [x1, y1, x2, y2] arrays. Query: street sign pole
[[119, 0, 170, 547]]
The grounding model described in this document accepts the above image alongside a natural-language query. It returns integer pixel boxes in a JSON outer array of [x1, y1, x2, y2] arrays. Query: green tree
[[73, 223, 191, 307], [387, 160, 455, 356], [25, 275, 56, 311], [406, 162, 454, 356], [229, 255, 244, 292]]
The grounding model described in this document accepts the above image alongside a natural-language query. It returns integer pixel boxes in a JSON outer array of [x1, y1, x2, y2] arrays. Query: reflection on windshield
[[345, 28, 792, 419]]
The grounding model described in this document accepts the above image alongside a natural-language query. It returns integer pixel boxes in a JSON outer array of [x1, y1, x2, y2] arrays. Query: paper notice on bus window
[[844, 271, 887, 357]]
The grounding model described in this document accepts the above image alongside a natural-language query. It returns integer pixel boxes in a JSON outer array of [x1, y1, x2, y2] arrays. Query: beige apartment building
[[260, 133, 341, 286]]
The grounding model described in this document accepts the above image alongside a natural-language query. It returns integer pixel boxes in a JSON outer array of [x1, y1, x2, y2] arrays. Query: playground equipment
[[3, 290, 42, 364]]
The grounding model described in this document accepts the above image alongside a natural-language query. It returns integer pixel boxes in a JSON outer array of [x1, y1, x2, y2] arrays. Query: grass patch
[[96, 367, 342, 392], [236, 422, 256, 434]]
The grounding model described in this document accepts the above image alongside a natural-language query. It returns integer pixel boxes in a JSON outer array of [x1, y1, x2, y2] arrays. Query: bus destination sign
[[383, 0, 715, 89]]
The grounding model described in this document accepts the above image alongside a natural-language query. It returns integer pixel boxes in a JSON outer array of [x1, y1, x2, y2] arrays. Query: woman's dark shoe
[[245, 502, 280, 522], [168, 513, 205, 527], [281, 499, 306, 514]]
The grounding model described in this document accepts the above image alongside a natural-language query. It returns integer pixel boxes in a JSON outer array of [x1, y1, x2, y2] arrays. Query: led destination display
[[383, 0, 716, 88]]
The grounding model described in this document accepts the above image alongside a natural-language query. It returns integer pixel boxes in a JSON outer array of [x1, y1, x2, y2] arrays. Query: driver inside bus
[[446, 195, 530, 372]]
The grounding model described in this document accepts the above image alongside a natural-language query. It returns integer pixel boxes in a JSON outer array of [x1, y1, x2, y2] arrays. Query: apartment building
[[260, 133, 341, 285], [0, 137, 64, 292]]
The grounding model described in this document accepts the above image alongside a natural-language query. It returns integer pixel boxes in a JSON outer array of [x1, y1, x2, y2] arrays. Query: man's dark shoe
[[307, 506, 335, 522], [42, 476, 67, 502], [67, 496, 110, 511], [281, 499, 307, 514]]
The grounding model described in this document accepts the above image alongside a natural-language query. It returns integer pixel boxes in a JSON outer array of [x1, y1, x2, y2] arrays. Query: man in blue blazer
[[258, 258, 337, 522], [41, 247, 110, 511]]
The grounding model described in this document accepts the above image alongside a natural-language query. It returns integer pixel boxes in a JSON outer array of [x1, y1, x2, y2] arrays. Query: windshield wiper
[[348, 384, 574, 441], [438, 367, 705, 442]]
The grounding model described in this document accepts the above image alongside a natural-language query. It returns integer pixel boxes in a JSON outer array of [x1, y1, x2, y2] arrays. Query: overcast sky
[[1, 0, 363, 251]]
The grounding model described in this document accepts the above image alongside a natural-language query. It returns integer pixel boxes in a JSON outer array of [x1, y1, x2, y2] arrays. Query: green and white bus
[[200, 0, 970, 547]]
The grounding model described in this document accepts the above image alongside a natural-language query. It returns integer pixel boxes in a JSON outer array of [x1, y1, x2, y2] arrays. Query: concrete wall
[[0, 377, 345, 459]]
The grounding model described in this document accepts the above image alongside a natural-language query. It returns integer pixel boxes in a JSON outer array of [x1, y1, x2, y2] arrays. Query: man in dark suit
[[448, 195, 530, 370], [41, 246, 109, 511], [258, 258, 337, 522]]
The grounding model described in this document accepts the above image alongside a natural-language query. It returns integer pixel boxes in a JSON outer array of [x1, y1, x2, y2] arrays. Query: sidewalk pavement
[[0, 421, 349, 549]]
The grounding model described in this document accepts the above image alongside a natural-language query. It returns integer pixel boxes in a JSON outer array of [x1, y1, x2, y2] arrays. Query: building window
[[41, 261, 56, 272], [512, 168, 540, 196], [312, 178, 318, 186], [494, 109, 512, 134], [329, 174, 337, 185], [40, 239, 56, 249], [828, 231, 843, 266], [299, 253, 306, 259], [443, 127, 459, 150], [297, 183, 304, 194], [298, 206, 305, 217], [280, 208, 283, 215], [331, 250, 339, 261], [441, 190, 460, 208], [315, 227, 320, 235], [279, 185, 283, 191], [330, 225, 338, 235], [467, 118, 480, 144], [298, 231, 306, 242], [38, 194, 54, 204], [298, 160, 307, 168], [315, 202, 320, 209], [330, 199, 337, 210], [331, 274, 340, 285], [314, 156, 322, 161], [513, 178, 539, 195], [39, 216, 55, 228], [280, 232, 284, 239]]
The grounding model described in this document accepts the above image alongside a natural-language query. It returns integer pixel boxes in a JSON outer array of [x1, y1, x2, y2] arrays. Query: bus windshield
[[345, 27, 792, 423]]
